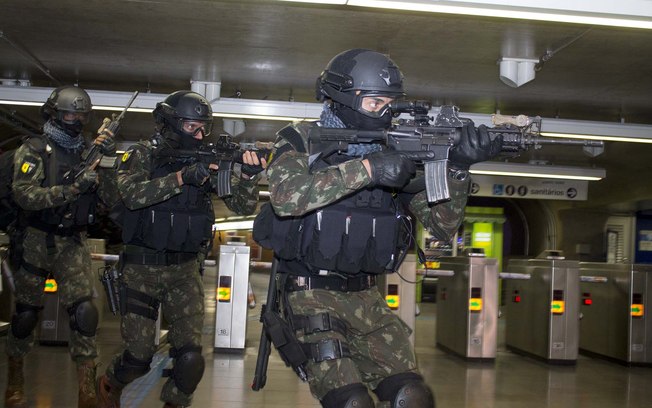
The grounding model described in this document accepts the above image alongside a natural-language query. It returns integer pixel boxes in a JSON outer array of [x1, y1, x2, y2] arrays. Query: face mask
[[54, 119, 84, 137], [164, 129, 203, 150], [334, 104, 393, 130]]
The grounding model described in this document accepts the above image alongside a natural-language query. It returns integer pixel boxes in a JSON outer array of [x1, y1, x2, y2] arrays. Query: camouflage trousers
[[6, 226, 97, 362], [105, 255, 204, 407], [284, 282, 418, 401]]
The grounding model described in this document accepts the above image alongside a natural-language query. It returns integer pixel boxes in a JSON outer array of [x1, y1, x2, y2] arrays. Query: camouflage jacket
[[12, 136, 118, 211], [267, 121, 470, 241], [117, 138, 260, 215]]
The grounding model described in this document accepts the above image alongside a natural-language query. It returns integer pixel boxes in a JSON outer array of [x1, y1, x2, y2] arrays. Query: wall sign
[[469, 175, 589, 200]]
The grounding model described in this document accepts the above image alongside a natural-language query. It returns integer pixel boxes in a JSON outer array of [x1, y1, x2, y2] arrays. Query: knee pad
[[68, 297, 99, 337], [114, 350, 152, 385], [375, 372, 435, 408], [321, 383, 374, 408], [11, 303, 42, 339], [167, 344, 205, 395]]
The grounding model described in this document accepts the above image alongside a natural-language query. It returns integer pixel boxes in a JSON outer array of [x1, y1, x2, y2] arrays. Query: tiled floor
[[1, 266, 652, 408]]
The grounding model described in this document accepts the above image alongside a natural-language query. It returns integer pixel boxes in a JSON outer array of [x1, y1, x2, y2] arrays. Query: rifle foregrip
[[424, 160, 451, 204]]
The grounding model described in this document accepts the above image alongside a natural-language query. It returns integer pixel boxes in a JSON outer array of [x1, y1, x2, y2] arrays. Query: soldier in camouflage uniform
[[96, 90, 265, 408], [257, 49, 502, 407], [5, 85, 118, 408]]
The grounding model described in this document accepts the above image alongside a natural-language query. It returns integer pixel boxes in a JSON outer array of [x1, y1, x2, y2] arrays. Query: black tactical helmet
[[41, 85, 92, 124], [153, 90, 213, 137], [317, 49, 405, 117]]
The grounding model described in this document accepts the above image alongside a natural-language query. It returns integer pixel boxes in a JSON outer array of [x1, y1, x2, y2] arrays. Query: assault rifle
[[308, 101, 605, 204], [154, 133, 271, 197], [67, 90, 140, 181]]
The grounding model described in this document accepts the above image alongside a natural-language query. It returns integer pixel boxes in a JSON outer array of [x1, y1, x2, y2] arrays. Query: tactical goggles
[[61, 111, 91, 125], [180, 119, 212, 138], [357, 95, 396, 118]]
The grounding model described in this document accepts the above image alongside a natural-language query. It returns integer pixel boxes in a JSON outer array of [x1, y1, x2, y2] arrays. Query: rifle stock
[[308, 103, 605, 204]]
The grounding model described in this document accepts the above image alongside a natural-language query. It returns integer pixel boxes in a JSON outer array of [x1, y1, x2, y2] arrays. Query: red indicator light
[[583, 298, 592, 306], [513, 295, 521, 303]]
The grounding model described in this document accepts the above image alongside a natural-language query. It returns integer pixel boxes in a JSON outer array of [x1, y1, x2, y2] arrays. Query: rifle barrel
[[531, 137, 604, 147], [113, 91, 140, 122]]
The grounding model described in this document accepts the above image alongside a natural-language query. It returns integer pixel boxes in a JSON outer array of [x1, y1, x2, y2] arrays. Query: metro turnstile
[[39, 239, 108, 345], [578, 262, 652, 365], [436, 253, 498, 360], [39, 286, 70, 345], [214, 243, 250, 352], [378, 254, 417, 345], [504, 258, 580, 364], [0, 243, 11, 334]]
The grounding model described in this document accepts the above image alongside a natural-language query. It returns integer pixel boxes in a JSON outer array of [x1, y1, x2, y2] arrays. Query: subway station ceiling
[[1, 0, 652, 212]]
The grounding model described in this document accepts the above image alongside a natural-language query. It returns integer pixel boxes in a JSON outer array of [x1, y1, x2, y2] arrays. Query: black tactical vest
[[121, 147, 214, 253], [255, 126, 408, 277], [31, 139, 97, 229]]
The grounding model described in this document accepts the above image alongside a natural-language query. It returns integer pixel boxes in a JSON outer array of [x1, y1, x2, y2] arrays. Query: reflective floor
[[1, 267, 652, 408]]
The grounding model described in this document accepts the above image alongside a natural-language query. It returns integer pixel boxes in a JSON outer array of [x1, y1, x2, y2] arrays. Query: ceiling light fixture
[[345, 0, 652, 30], [470, 162, 606, 181], [212, 112, 309, 121], [498, 57, 538, 88], [2, 87, 652, 144], [213, 220, 254, 231], [541, 132, 652, 144], [277, 0, 346, 3]]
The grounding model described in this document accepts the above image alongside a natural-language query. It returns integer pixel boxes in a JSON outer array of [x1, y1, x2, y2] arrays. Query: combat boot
[[96, 374, 123, 408], [4, 356, 27, 408], [77, 359, 97, 408]]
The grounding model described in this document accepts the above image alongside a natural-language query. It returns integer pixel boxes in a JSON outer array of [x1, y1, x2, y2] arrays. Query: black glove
[[73, 169, 98, 193], [366, 150, 416, 188], [96, 134, 116, 157], [449, 122, 503, 169], [181, 162, 210, 186], [241, 152, 265, 177]]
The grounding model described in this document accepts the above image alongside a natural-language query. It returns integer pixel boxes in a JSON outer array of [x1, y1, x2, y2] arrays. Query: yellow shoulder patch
[[21, 161, 36, 174], [121, 151, 132, 163]]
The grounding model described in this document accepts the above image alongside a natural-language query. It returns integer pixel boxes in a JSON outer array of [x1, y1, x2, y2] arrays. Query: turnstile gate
[[379, 254, 417, 345], [214, 243, 250, 352], [436, 253, 498, 360], [39, 284, 70, 346], [39, 239, 107, 345], [504, 258, 580, 364], [578, 262, 652, 365], [0, 242, 12, 335]]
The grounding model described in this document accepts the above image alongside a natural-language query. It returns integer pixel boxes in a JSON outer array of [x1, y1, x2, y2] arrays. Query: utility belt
[[121, 245, 197, 266], [284, 274, 376, 293], [28, 219, 86, 237]]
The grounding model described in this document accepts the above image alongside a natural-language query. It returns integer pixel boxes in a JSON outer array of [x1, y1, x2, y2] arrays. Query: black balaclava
[[333, 103, 393, 131], [162, 128, 203, 150]]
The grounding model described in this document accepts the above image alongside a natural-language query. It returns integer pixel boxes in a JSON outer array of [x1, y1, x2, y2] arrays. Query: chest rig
[[257, 125, 408, 277], [121, 145, 214, 253], [29, 139, 97, 230]]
